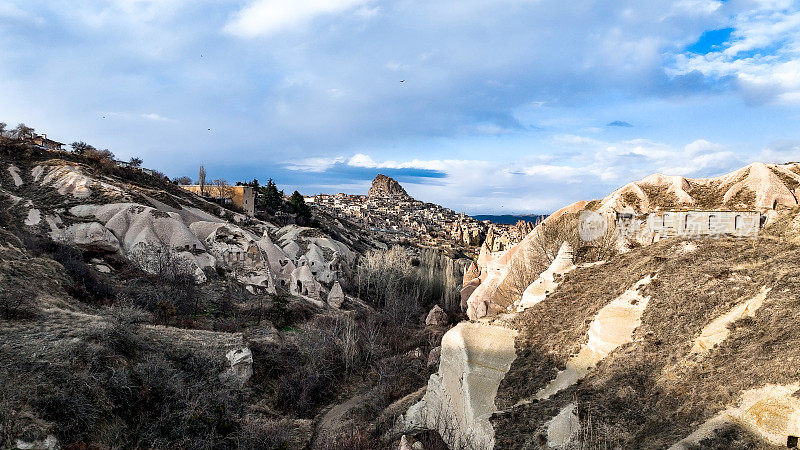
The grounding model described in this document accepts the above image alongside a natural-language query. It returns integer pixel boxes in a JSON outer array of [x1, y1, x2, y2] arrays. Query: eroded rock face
[[515, 242, 575, 312], [221, 347, 253, 387], [405, 321, 518, 450], [460, 278, 480, 312], [327, 280, 345, 308], [425, 305, 448, 327], [463, 261, 480, 284], [61, 222, 121, 252], [368, 174, 410, 199], [427, 346, 441, 370], [670, 384, 800, 449]]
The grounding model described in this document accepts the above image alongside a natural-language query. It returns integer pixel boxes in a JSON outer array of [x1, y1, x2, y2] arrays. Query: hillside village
[[310, 174, 533, 256]]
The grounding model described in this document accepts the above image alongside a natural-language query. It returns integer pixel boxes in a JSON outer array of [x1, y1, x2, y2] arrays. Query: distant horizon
[[471, 214, 547, 225]]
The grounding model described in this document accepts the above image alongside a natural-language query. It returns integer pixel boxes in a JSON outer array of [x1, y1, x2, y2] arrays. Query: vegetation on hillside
[[493, 230, 800, 449]]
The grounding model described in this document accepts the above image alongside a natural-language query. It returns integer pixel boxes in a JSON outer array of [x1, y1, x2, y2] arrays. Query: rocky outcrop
[[533, 274, 654, 401], [459, 277, 480, 312], [670, 384, 800, 449], [8, 164, 22, 186], [691, 286, 771, 354], [424, 305, 448, 326], [221, 347, 253, 387], [404, 321, 517, 449], [34, 164, 122, 198], [327, 280, 345, 308], [61, 222, 121, 252], [368, 174, 410, 199], [514, 242, 574, 312]]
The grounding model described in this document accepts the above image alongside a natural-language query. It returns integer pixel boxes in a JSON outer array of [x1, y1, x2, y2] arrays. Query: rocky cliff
[[368, 173, 411, 198], [406, 161, 800, 449]]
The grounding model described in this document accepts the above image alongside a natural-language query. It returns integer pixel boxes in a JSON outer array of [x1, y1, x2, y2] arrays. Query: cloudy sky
[[2, 0, 800, 214]]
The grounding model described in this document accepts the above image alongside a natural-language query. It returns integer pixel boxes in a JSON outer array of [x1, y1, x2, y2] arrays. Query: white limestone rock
[[516, 242, 575, 312], [405, 321, 518, 450], [61, 222, 120, 252], [39, 164, 121, 198], [547, 403, 580, 449], [8, 164, 22, 187], [24, 208, 41, 226], [221, 347, 253, 387]]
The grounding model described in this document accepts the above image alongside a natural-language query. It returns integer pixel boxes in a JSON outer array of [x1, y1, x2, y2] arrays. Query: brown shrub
[[639, 183, 679, 209]]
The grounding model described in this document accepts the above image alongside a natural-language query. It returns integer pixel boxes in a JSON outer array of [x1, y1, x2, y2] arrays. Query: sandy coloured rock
[[425, 304, 448, 326]]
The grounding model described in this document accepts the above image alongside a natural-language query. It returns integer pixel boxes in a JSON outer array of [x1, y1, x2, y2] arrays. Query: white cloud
[[671, 4, 800, 104], [285, 156, 345, 172], [140, 113, 174, 122], [224, 0, 372, 38], [756, 140, 800, 163], [104, 112, 176, 122]]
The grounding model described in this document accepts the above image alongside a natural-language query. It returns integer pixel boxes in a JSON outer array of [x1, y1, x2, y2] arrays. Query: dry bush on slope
[[639, 183, 679, 209], [355, 246, 462, 324], [494, 237, 800, 449], [492, 212, 618, 309]]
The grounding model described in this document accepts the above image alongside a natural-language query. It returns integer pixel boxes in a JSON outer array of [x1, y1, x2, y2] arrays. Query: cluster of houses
[[309, 192, 531, 254]]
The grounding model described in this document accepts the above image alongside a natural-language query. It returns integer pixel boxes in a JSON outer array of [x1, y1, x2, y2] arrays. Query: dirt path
[[311, 391, 370, 449]]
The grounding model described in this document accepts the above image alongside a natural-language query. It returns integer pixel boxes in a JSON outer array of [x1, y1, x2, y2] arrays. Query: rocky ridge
[[368, 173, 411, 198]]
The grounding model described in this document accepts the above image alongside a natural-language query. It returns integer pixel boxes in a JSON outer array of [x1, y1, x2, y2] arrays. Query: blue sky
[[1, 0, 800, 214]]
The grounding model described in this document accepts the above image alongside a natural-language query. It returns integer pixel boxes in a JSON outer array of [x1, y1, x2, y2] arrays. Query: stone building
[[643, 210, 762, 238], [182, 185, 255, 216]]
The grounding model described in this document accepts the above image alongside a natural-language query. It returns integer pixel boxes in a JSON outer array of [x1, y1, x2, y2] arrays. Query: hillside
[[0, 141, 464, 449], [464, 162, 800, 320], [400, 161, 800, 450]]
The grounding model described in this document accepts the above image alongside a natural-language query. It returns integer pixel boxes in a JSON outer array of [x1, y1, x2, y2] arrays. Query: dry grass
[[688, 181, 725, 209], [771, 167, 800, 191], [724, 186, 756, 209], [622, 191, 641, 209], [638, 183, 679, 209]]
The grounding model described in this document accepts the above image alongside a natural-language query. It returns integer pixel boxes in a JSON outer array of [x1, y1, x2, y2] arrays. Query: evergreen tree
[[262, 178, 285, 212], [288, 190, 311, 224]]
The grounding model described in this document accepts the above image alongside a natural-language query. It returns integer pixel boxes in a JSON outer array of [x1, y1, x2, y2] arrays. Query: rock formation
[[368, 174, 410, 199], [514, 242, 574, 311], [61, 222, 121, 252], [221, 347, 253, 387], [327, 280, 345, 308], [404, 322, 517, 449], [424, 304, 448, 326]]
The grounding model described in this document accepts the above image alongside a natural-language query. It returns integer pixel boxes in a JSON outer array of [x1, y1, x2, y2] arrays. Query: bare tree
[[212, 178, 236, 200], [12, 123, 34, 141], [172, 176, 192, 185], [199, 165, 206, 195], [493, 212, 617, 306], [129, 157, 143, 168]]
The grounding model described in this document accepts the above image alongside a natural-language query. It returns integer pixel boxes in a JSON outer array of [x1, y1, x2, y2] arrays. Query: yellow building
[[182, 185, 255, 216]]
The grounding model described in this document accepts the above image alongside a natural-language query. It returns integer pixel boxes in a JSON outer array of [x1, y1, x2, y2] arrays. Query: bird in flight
[[400, 80, 405, 83]]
